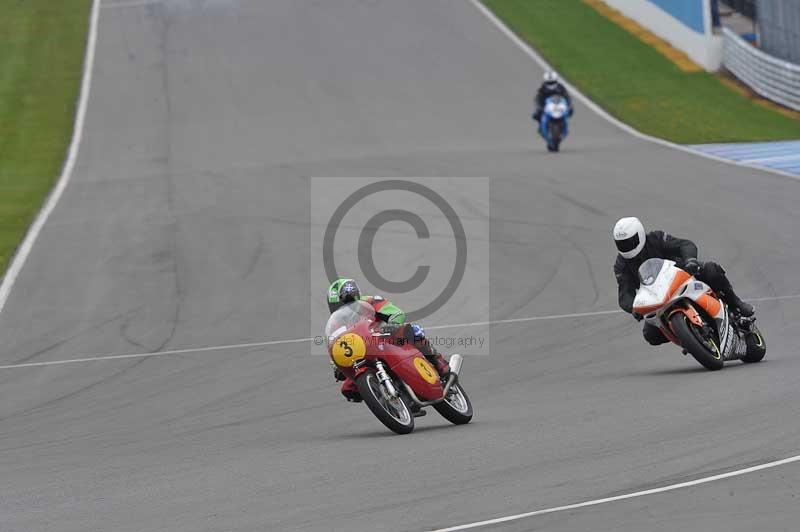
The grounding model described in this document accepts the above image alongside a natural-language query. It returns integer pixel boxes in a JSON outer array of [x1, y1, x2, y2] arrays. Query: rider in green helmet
[[327, 277, 450, 402]]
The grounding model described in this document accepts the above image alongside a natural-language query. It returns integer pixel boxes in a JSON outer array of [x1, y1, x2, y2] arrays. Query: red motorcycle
[[325, 301, 473, 434]]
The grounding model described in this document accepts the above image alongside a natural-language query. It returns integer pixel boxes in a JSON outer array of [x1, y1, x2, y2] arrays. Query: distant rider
[[612, 217, 754, 346], [327, 278, 450, 402], [533, 70, 573, 123]]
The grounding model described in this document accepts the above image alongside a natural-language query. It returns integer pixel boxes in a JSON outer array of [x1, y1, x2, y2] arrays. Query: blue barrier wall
[[648, 0, 706, 34]]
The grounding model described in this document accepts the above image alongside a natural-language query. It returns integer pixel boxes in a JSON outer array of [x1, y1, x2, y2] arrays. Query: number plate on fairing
[[330, 333, 367, 368]]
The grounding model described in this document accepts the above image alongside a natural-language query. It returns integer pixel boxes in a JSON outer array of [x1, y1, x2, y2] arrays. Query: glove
[[632, 312, 644, 322], [332, 364, 345, 382], [683, 258, 701, 275], [410, 323, 425, 339], [380, 324, 401, 335], [568, 107, 574, 117]]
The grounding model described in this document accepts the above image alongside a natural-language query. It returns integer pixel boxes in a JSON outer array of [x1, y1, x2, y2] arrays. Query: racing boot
[[340, 377, 362, 402], [419, 343, 450, 379], [430, 353, 451, 379], [722, 290, 754, 317], [701, 262, 754, 317]]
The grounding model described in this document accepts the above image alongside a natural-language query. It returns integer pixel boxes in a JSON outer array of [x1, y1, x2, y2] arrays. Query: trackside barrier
[[722, 27, 800, 111]]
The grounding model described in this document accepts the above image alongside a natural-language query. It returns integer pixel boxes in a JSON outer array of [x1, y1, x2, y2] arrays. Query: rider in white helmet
[[612, 217, 754, 346], [533, 70, 572, 122]]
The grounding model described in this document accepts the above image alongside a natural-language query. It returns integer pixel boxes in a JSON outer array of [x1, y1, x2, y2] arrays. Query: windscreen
[[324, 300, 375, 339], [638, 258, 665, 286]]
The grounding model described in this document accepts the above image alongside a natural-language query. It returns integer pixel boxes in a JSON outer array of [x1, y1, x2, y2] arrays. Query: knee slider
[[643, 326, 668, 346]]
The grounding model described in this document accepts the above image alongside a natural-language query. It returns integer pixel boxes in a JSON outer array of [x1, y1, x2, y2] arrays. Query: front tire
[[669, 314, 724, 371], [355, 370, 414, 434], [742, 326, 766, 363], [550, 121, 562, 152], [433, 382, 473, 425]]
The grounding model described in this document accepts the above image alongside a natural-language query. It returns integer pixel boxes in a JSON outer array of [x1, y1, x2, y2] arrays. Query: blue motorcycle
[[534, 95, 571, 152]]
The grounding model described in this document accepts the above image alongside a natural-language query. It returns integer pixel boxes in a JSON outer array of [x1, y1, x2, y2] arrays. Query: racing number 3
[[414, 357, 439, 385], [339, 340, 353, 358], [330, 333, 367, 368]]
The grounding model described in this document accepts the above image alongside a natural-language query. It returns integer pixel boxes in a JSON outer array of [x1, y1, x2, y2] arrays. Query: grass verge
[[482, 0, 800, 143], [0, 0, 92, 275]]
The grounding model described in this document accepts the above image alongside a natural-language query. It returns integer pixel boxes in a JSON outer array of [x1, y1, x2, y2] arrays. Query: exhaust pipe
[[449, 354, 463, 376]]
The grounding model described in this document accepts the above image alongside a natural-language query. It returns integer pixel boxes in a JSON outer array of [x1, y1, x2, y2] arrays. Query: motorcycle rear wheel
[[355, 370, 415, 434], [433, 382, 473, 425], [669, 314, 724, 371], [741, 326, 766, 363]]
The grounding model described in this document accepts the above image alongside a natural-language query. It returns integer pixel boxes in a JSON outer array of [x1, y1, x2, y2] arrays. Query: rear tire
[[742, 326, 766, 363], [433, 382, 473, 425], [669, 314, 724, 371], [355, 370, 414, 434]]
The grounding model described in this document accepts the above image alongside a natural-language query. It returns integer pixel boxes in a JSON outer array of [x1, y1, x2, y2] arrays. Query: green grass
[[0, 0, 92, 275], [483, 0, 800, 143]]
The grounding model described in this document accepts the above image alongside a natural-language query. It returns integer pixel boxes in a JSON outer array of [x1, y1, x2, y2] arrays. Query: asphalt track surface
[[2, 1, 800, 531]]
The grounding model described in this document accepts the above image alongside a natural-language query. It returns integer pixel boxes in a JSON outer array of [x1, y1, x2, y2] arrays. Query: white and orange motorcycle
[[632, 258, 766, 370]]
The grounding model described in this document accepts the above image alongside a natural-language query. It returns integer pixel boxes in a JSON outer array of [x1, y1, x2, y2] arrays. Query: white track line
[[102, 0, 162, 9], [0, 293, 797, 370], [743, 154, 800, 164], [426, 309, 622, 330], [469, 0, 800, 182], [0, 337, 312, 370], [430, 453, 800, 531], [0, 0, 100, 316]]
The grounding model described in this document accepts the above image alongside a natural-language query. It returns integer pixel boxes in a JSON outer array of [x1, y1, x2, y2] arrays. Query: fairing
[[632, 259, 745, 360], [326, 306, 444, 400]]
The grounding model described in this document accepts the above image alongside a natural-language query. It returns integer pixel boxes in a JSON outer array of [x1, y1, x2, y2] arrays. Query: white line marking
[[426, 309, 622, 330], [1, 293, 796, 370], [0, 0, 101, 316], [748, 293, 800, 302], [0, 337, 312, 370], [430, 453, 800, 531], [743, 154, 800, 164], [468, 0, 800, 182], [102, 0, 162, 9]]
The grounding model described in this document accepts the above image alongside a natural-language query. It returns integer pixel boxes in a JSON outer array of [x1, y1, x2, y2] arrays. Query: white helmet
[[613, 217, 646, 259], [543, 71, 558, 83]]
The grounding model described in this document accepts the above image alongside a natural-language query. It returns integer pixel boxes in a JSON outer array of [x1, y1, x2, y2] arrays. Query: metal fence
[[758, 1, 800, 65], [722, 27, 800, 111]]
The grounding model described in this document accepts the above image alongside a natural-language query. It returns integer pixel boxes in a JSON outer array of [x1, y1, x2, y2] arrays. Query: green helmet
[[327, 278, 361, 313]]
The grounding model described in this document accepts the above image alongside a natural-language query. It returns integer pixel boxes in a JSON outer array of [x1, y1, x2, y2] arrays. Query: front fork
[[668, 305, 704, 327], [668, 304, 719, 352], [374, 361, 399, 398]]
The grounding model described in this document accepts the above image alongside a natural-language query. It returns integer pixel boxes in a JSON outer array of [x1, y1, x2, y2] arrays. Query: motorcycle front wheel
[[549, 121, 562, 151], [670, 313, 724, 371], [355, 370, 414, 434]]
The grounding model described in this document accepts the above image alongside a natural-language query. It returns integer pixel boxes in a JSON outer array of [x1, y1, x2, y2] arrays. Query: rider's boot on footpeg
[[723, 291, 754, 317]]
